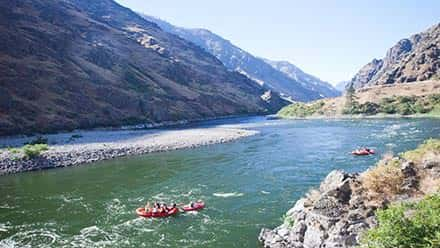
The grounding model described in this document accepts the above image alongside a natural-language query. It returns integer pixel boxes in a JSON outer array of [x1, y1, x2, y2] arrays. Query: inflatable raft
[[183, 202, 205, 212], [352, 149, 375, 156], [136, 207, 179, 218]]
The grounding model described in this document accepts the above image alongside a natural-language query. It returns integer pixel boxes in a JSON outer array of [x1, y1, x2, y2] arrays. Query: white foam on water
[[0, 222, 11, 232], [184, 211, 199, 216], [213, 192, 244, 198], [0, 229, 60, 248], [68, 225, 117, 248], [261, 191, 271, 194]]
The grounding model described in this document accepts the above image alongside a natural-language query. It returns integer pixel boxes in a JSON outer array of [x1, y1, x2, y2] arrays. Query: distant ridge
[[141, 15, 340, 102]]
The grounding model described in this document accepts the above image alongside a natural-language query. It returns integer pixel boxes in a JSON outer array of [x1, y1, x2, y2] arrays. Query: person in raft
[[144, 201, 151, 212], [161, 203, 168, 213], [190, 200, 203, 208], [170, 203, 177, 211], [152, 202, 160, 213]]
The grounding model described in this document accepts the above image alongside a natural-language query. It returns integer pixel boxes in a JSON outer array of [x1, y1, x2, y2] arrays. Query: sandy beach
[[0, 127, 258, 175]]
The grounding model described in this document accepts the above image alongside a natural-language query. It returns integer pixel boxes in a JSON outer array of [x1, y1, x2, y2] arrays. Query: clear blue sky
[[116, 0, 439, 84]]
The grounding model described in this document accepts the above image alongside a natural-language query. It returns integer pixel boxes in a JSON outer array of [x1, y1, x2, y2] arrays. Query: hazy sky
[[116, 0, 439, 84]]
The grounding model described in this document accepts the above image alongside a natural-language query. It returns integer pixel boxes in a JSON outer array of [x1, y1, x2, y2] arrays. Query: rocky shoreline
[[259, 142, 440, 248], [0, 127, 258, 175]]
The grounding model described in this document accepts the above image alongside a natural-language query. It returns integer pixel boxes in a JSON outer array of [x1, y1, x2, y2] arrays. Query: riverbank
[[279, 113, 440, 120], [0, 127, 258, 175], [259, 139, 440, 248], [277, 81, 440, 119]]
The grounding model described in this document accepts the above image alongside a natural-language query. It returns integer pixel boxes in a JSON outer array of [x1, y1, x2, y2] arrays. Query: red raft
[[136, 207, 179, 218], [183, 202, 205, 212], [352, 149, 375, 156]]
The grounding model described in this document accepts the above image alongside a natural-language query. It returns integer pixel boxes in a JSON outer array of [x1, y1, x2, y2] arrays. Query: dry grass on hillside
[[361, 139, 440, 202], [320, 80, 440, 116], [361, 157, 405, 199], [355, 80, 440, 104]]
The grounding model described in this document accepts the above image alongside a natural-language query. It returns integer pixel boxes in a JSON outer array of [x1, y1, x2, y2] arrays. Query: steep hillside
[[0, 0, 287, 136], [141, 15, 340, 102], [350, 23, 440, 89], [264, 59, 340, 98]]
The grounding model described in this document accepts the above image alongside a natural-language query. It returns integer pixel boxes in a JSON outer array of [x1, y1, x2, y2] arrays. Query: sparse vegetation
[[278, 92, 440, 118], [23, 144, 49, 159], [277, 101, 325, 117], [361, 157, 405, 199], [359, 193, 440, 248], [283, 214, 295, 227], [401, 138, 440, 163], [7, 143, 49, 160]]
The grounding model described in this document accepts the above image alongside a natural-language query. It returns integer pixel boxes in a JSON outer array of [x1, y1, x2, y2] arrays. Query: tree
[[343, 84, 359, 114]]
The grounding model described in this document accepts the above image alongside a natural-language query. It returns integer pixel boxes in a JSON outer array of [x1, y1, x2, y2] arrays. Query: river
[[1, 117, 439, 247]]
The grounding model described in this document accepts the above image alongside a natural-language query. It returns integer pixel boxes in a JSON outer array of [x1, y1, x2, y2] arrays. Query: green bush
[[7, 147, 21, 154], [396, 102, 416, 115], [277, 101, 325, 117], [359, 194, 440, 248], [23, 144, 49, 159], [283, 215, 295, 227], [414, 99, 431, 113], [358, 102, 380, 115]]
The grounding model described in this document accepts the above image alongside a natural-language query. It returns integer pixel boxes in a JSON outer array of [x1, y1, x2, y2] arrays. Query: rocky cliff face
[[0, 0, 287, 136], [350, 23, 440, 89], [259, 144, 440, 248], [259, 170, 377, 248], [141, 15, 340, 102]]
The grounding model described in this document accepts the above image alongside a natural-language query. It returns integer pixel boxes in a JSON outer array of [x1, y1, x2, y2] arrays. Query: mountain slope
[[350, 23, 440, 89], [0, 0, 287, 136], [142, 15, 340, 101], [264, 59, 340, 98]]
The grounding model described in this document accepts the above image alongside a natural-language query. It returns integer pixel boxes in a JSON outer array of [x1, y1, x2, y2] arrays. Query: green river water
[[0, 117, 439, 247]]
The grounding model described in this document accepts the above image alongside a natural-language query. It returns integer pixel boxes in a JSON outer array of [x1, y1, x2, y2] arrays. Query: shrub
[[283, 214, 295, 227], [7, 147, 21, 154], [359, 194, 440, 248], [428, 103, 440, 116], [361, 158, 404, 198], [22, 144, 49, 159], [414, 100, 431, 113], [358, 102, 380, 115], [396, 102, 416, 115]]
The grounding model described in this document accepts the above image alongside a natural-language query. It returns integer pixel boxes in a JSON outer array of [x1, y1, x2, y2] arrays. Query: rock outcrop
[[0, 0, 287, 136], [259, 154, 435, 248], [349, 23, 440, 89], [259, 170, 376, 248]]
